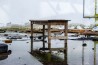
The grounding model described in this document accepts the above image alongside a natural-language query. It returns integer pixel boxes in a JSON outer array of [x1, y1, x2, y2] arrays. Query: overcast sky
[[0, 0, 97, 26]]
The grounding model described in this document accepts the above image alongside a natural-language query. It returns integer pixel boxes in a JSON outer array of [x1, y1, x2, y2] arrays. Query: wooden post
[[30, 21, 33, 53], [48, 23, 51, 61], [43, 25, 45, 49], [64, 22, 68, 64]]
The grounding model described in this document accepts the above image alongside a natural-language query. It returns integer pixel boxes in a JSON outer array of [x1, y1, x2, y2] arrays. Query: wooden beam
[[49, 22, 66, 25], [29, 20, 70, 25]]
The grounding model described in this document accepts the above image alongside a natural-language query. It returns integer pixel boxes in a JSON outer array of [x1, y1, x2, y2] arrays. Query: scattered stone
[[44, 41, 47, 43], [82, 43, 87, 47], [26, 42, 29, 43], [73, 48, 75, 49], [8, 50, 12, 55], [4, 34, 8, 36], [92, 48, 94, 50], [19, 57, 21, 59]]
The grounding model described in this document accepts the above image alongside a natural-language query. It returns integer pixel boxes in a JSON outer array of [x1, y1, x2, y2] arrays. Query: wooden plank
[[29, 20, 70, 25], [50, 36, 67, 39], [30, 20, 48, 25], [48, 20, 69, 25], [49, 22, 65, 25]]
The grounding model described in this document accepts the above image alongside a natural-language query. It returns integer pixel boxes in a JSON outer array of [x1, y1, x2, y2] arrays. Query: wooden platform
[[29, 20, 70, 52], [30, 20, 70, 63]]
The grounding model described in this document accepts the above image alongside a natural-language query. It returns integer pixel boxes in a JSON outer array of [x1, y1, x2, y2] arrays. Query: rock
[[0, 44, 8, 53], [82, 43, 87, 47]]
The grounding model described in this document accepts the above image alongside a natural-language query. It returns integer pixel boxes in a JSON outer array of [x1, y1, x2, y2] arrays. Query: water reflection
[[82, 40, 87, 65], [81, 40, 98, 65], [94, 41, 97, 65], [0, 50, 12, 60]]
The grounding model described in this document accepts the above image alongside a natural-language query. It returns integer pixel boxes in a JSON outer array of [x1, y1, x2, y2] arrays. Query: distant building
[[6, 22, 23, 28], [6, 22, 12, 27]]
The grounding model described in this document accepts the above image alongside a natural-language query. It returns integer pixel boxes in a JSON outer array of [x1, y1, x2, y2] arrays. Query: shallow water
[[0, 33, 43, 65], [0, 33, 98, 65]]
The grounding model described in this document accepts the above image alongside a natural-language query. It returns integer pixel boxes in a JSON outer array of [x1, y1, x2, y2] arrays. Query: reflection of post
[[30, 21, 33, 53], [64, 22, 68, 64], [82, 41, 84, 65], [43, 25, 45, 49], [0, 50, 12, 60], [48, 23, 51, 61], [94, 42, 96, 65]]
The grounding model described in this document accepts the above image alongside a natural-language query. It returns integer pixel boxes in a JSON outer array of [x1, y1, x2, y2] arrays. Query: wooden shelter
[[30, 20, 70, 62]]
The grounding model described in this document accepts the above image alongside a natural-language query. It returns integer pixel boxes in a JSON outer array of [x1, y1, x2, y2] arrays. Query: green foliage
[[0, 26, 30, 32]]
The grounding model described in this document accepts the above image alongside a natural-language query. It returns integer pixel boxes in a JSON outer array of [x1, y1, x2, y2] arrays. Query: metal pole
[[95, 0, 97, 16], [83, 0, 85, 18], [95, 0, 98, 24]]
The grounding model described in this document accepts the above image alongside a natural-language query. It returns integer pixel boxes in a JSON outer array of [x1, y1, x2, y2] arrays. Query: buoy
[[4, 40, 12, 43]]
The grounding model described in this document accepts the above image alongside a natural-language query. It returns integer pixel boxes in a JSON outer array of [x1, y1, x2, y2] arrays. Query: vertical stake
[[30, 21, 33, 53], [64, 22, 68, 64], [43, 25, 45, 50], [48, 23, 51, 62]]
